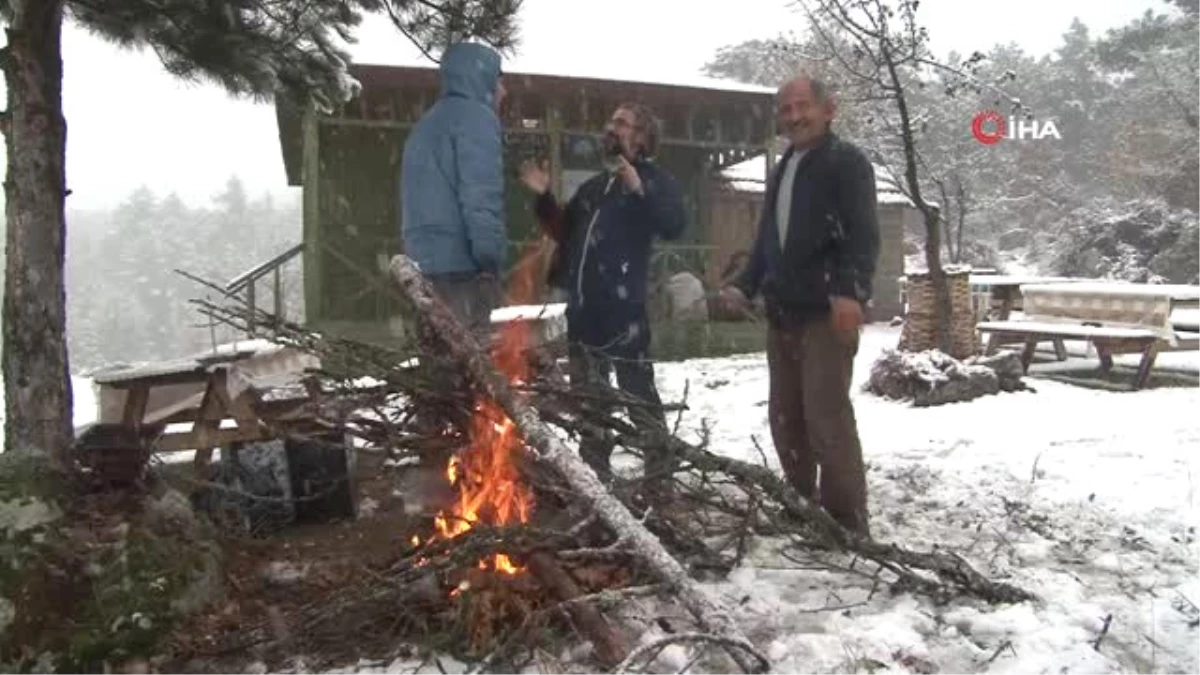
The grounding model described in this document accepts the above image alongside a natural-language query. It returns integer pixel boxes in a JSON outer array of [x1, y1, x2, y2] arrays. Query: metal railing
[[224, 242, 305, 336]]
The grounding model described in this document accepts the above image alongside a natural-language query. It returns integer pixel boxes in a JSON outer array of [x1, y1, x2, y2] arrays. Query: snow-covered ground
[[329, 325, 1198, 674], [11, 325, 1200, 673], [640, 325, 1199, 674]]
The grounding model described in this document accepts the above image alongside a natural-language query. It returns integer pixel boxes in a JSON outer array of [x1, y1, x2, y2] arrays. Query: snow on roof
[[720, 155, 917, 206], [505, 67, 777, 95], [90, 339, 287, 385], [349, 53, 775, 96], [490, 303, 567, 323]]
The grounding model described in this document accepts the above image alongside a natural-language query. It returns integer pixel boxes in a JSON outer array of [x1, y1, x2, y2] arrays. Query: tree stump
[[900, 268, 977, 359]]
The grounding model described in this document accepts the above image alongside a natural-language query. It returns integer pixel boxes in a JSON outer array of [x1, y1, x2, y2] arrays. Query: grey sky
[[24, 0, 1165, 212]]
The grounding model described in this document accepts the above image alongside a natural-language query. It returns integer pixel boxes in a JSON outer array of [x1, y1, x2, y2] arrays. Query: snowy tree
[[1096, 0, 1199, 209], [787, 0, 1024, 353], [0, 0, 523, 466]]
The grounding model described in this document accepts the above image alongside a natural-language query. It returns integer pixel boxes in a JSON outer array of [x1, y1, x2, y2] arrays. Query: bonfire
[[186, 254, 1038, 674]]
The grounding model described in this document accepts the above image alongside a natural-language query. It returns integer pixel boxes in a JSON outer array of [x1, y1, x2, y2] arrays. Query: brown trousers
[[766, 318, 868, 532]]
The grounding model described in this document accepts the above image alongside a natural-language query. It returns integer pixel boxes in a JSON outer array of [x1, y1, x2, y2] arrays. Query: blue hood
[[440, 42, 502, 106]]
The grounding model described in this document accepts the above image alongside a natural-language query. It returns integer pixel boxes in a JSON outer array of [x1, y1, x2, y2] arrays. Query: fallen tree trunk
[[389, 255, 768, 674], [541, 399, 1034, 604], [526, 552, 630, 667], [669, 440, 1035, 604]]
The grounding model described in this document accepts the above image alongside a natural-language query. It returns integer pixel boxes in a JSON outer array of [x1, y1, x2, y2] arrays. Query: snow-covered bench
[[976, 282, 1200, 391], [86, 340, 325, 474]]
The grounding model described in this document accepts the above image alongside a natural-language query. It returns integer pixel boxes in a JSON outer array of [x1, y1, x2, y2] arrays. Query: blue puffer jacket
[[400, 43, 506, 276]]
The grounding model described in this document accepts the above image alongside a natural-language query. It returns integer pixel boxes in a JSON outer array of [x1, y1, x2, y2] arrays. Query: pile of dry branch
[[865, 348, 1032, 407], [189, 256, 1035, 673]]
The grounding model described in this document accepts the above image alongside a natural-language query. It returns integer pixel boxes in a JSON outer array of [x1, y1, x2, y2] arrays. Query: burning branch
[[388, 254, 770, 674]]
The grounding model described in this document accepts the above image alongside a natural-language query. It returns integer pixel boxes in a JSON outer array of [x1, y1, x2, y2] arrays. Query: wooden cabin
[[272, 63, 777, 344]]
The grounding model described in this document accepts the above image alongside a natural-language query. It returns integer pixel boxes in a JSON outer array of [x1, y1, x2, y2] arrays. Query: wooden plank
[[153, 397, 313, 426], [189, 376, 228, 479], [548, 104, 564, 199], [157, 426, 277, 454], [99, 367, 209, 390], [1133, 341, 1161, 391], [976, 321, 1159, 340], [1163, 333, 1199, 351], [319, 116, 769, 152], [121, 384, 150, 430]]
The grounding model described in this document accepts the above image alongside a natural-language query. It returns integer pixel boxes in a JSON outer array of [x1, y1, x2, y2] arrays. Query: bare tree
[[792, 0, 1023, 352]]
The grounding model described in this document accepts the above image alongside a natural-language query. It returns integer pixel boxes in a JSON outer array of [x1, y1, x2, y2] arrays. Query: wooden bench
[[976, 281, 1199, 391], [87, 340, 326, 479], [975, 320, 1163, 389]]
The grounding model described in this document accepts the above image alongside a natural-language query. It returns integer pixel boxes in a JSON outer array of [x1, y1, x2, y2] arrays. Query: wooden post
[[765, 137, 779, 179], [526, 552, 630, 667], [273, 267, 284, 326], [246, 280, 257, 337], [548, 104, 564, 200], [301, 105, 324, 327]]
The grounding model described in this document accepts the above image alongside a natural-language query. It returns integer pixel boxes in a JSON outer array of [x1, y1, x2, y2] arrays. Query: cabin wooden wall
[[873, 205, 906, 320], [309, 123, 405, 326], [702, 182, 909, 321]]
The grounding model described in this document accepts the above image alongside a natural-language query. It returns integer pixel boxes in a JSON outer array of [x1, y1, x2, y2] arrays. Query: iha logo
[[971, 110, 1061, 144]]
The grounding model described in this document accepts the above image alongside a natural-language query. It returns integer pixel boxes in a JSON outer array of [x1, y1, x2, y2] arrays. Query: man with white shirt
[[719, 73, 880, 536]]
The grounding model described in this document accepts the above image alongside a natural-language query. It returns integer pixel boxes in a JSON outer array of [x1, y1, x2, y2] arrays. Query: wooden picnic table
[[967, 275, 1084, 358], [87, 340, 325, 478], [967, 275, 1084, 320], [977, 281, 1200, 390]]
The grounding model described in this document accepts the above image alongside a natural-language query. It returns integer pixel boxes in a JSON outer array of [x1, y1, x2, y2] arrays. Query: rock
[[865, 348, 1028, 407], [358, 497, 379, 519], [193, 439, 294, 536], [664, 272, 709, 321], [967, 350, 1029, 392], [143, 486, 203, 537], [260, 561, 309, 586], [1, 479, 224, 672], [0, 498, 62, 538]]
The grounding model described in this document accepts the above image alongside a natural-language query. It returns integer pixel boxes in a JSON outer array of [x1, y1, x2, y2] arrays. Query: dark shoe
[[640, 475, 676, 504], [582, 457, 613, 485], [829, 509, 871, 539]]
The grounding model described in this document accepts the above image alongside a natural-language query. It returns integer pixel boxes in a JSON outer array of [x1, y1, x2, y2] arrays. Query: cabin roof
[[720, 155, 925, 207], [276, 63, 776, 186]]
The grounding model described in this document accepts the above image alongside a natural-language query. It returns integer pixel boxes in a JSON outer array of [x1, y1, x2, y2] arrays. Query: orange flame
[[427, 243, 545, 579]]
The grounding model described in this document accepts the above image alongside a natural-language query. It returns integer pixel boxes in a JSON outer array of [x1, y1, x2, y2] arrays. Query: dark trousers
[[766, 317, 869, 533], [415, 272, 502, 447], [566, 304, 672, 485], [427, 272, 502, 345]]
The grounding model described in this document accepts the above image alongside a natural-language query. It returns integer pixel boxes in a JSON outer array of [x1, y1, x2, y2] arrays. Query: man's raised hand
[[520, 159, 551, 194], [718, 285, 750, 314]]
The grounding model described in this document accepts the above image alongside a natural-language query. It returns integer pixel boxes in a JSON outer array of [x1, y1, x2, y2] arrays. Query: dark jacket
[[734, 133, 880, 326], [534, 159, 687, 312], [400, 43, 506, 276]]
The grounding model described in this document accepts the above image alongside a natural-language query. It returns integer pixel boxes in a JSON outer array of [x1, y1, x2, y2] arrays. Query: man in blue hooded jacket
[[401, 41, 508, 339]]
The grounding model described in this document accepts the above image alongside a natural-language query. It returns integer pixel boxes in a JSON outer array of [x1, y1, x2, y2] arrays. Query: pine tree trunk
[[2, 0, 73, 463]]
